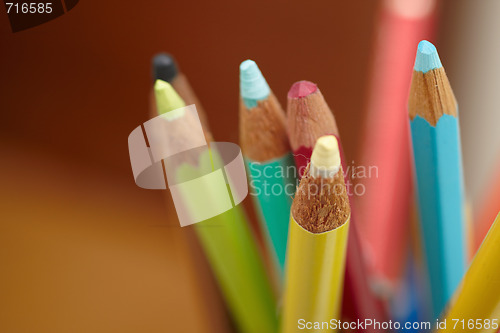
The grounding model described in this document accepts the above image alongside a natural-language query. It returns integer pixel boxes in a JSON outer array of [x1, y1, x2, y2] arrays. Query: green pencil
[[239, 60, 296, 278], [155, 80, 278, 333]]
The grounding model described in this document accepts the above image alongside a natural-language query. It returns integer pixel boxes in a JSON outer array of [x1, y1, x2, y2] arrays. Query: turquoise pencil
[[239, 60, 296, 279], [408, 40, 466, 319]]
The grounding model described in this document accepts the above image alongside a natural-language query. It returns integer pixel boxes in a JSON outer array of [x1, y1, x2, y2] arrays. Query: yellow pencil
[[281, 135, 350, 333], [437, 212, 500, 333]]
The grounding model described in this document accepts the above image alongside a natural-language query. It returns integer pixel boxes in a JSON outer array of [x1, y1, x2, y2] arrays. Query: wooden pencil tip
[[414, 40, 442, 73], [288, 80, 317, 99]]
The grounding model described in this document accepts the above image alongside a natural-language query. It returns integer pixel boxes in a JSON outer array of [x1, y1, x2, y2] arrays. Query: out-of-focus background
[[1, 1, 499, 332]]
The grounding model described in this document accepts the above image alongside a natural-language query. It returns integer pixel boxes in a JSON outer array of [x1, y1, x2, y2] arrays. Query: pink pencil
[[356, 0, 437, 293]]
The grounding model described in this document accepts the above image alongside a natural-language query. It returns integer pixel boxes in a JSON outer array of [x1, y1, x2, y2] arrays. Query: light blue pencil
[[408, 40, 466, 319], [239, 60, 296, 280]]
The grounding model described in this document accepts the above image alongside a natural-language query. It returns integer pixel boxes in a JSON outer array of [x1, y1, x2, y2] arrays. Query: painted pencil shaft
[[282, 216, 349, 333], [437, 213, 500, 333], [239, 60, 296, 276], [282, 136, 350, 333], [194, 201, 278, 333], [245, 154, 295, 273], [176, 157, 278, 333], [408, 41, 466, 318]]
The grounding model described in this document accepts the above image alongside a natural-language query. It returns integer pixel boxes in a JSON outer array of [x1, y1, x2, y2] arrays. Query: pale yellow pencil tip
[[310, 135, 341, 177], [154, 79, 186, 116]]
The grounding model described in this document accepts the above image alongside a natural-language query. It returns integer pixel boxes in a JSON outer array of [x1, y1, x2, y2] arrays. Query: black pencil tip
[[152, 53, 178, 82]]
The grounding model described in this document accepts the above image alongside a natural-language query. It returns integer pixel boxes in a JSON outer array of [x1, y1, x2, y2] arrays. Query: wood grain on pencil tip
[[409, 41, 457, 125], [238, 58, 291, 183], [287, 81, 338, 172], [292, 136, 349, 232], [240, 59, 290, 162], [292, 165, 350, 233]]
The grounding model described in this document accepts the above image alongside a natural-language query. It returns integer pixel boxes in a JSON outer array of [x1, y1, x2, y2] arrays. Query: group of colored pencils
[[143, 38, 500, 332]]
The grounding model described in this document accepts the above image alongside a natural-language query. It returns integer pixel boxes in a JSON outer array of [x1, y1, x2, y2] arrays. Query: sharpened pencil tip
[[152, 53, 178, 82], [154, 79, 186, 115], [414, 40, 442, 73], [240, 60, 270, 108], [288, 80, 318, 99]]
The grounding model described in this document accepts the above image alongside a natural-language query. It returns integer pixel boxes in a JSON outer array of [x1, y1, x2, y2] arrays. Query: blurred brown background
[[0, 2, 378, 331], [1, 0, 498, 332]]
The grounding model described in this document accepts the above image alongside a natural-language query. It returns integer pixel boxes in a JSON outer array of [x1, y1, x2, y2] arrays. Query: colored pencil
[[151, 53, 211, 134], [287, 81, 387, 330], [150, 54, 233, 332], [281, 135, 350, 333], [408, 40, 466, 319], [154, 80, 277, 333], [239, 60, 296, 278], [437, 212, 500, 332], [356, 0, 437, 293]]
